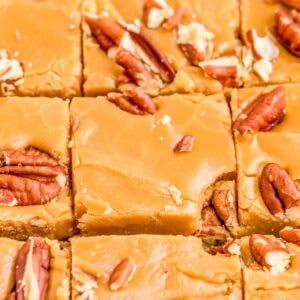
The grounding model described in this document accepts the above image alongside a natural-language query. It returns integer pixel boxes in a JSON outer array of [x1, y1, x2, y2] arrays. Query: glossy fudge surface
[[71, 235, 242, 299], [82, 0, 240, 95], [0, 97, 73, 240], [71, 93, 235, 235], [0, 0, 82, 97]]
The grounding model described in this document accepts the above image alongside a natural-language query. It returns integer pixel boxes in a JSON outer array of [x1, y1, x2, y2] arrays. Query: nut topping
[[249, 234, 293, 274], [279, 227, 300, 245], [260, 163, 300, 216], [205, 239, 241, 256], [108, 88, 156, 115], [109, 257, 136, 291], [163, 6, 186, 30], [173, 135, 194, 152], [0, 147, 67, 206], [15, 237, 50, 300], [280, 0, 300, 10], [234, 86, 286, 135], [177, 23, 214, 65], [275, 10, 300, 57]]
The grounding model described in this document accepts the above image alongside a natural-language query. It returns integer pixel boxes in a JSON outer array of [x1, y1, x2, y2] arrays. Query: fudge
[[0, 237, 70, 299], [240, 0, 300, 86], [0, 0, 82, 97], [231, 84, 300, 234], [240, 234, 300, 299], [71, 93, 236, 235], [71, 235, 242, 299], [0, 97, 73, 240], [82, 0, 240, 96]]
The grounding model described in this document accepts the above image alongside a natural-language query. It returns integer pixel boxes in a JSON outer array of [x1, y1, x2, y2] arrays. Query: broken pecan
[[108, 88, 156, 115], [173, 135, 194, 152], [279, 227, 300, 245], [205, 239, 241, 256], [0, 147, 67, 206], [234, 86, 286, 135], [109, 257, 136, 291], [280, 0, 300, 9], [163, 6, 185, 30], [177, 23, 214, 65], [212, 190, 238, 227], [15, 237, 50, 300], [260, 163, 300, 216], [275, 10, 300, 57], [249, 234, 293, 274]]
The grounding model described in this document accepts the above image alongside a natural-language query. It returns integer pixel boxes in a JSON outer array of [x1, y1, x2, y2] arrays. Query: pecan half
[[108, 88, 156, 115], [280, 0, 300, 9], [279, 227, 300, 245], [0, 147, 67, 206], [275, 10, 300, 57], [249, 234, 293, 274], [260, 163, 300, 216], [173, 135, 194, 152], [15, 237, 50, 300], [234, 86, 286, 135], [163, 6, 186, 30], [109, 257, 136, 291], [199, 56, 241, 88], [212, 190, 238, 227]]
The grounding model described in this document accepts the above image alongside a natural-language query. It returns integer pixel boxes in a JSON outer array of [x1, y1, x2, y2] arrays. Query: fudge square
[[0, 237, 70, 299], [241, 0, 300, 86], [0, 97, 73, 240], [71, 93, 235, 235], [231, 84, 300, 235], [82, 0, 240, 96], [71, 235, 242, 299], [0, 0, 82, 98]]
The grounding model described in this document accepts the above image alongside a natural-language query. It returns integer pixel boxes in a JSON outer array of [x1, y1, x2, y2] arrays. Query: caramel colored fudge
[[71, 93, 235, 235], [0, 0, 81, 97], [241, 0, 300, 86], [82, 0, 240, 96], [71, 235, 242, 299], [231, 85, 300, 234], [0, 237, 70, 299], [0, 97, 73, 240], [240, 235, 300, 300]]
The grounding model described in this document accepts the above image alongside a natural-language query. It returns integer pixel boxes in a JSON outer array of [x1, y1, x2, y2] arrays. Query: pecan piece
[[234, 86, 286, 135], [279, 227, 300, 245], [108, 88, 156, 115], [0, 147, 67, 206], [212, 190, 238, 227], [260, 163, 300, 216], [173, 135, 194, 152], [15, 237, 50, 300], [275, 10, 300, 57], [205, 239, 241, 256], [109, 257, 136, 291], [280, 0, 300, 10], [163, 6, 186, 30], [249, 234, 293, 274]]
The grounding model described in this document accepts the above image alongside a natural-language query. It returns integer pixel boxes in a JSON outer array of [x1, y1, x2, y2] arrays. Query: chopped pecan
[[127, 27, 176, 83], [275, 10, 300, 57], [234, 86, 286, 135], [108, 88, 156, 115], [177, 23, 214, 65], [173, 135, 194, 152], [212, 190, 238, 227], [109, 257, 136, 291], [0, 147, 67, 206], [249, 234, 293, 274], [199, 56, 241, 88], [205, 239, 241, 256], [279, 227, 300, 245], [260, 163, 300, 216], [280, 0, 300, 9], [163, 6, 186, 30], [15, 237, 50, 300], [143, 0, 173, 29]]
